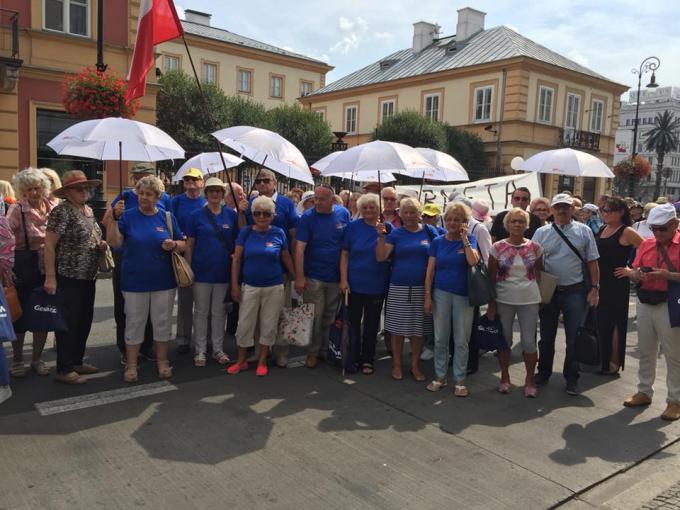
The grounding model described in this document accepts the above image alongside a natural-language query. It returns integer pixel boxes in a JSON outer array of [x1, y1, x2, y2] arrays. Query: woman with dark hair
[[597, 197, 643, 375]]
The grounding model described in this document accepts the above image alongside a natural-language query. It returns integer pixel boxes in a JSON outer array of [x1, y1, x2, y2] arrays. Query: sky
[[175, 0, 680, 100]]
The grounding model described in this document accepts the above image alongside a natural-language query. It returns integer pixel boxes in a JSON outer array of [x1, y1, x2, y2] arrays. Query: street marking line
[[35, 381, 178, 416]]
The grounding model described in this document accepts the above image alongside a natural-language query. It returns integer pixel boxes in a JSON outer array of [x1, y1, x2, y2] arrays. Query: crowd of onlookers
[[0, 165, 678, 422]]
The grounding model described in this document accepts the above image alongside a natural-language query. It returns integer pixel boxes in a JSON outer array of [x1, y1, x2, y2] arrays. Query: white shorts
[[123, 289, 176, 345]]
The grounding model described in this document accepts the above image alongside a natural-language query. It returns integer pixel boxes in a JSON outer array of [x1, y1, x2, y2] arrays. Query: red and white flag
[[126, 0, 183, 102]]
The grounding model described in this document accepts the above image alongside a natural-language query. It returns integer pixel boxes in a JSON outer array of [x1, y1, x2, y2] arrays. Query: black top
[[490, 210, 542, 241]]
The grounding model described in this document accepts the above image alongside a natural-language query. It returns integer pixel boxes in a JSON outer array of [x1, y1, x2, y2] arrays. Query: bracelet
[[463, 242, 471, 248]]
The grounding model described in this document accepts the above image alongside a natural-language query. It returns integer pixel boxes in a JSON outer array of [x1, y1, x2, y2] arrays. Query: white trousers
[[235, 284, 285, 348], [637, 301, 680, 404], [123, 289, 176, 345], [192, 282, 228, 355]]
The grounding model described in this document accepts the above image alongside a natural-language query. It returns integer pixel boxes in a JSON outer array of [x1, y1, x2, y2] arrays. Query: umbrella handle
[[377, 170, 383, 222], [343, 288, 349, 306]]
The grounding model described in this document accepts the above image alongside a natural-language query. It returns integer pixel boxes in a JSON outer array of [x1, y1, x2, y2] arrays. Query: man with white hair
[[381, 187, 401, 227], [620, 203, 680, 421]]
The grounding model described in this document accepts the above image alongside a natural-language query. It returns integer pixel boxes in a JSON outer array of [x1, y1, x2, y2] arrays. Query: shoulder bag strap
[[657, 243, 678, 273], [424, 224, 435, 242], [165, 211, 174, 239], [203, 206, 229, 250], [19, 203, 29, 250], [551, 223, 586, 265]]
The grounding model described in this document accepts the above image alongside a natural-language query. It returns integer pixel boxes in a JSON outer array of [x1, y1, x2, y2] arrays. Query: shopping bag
[[23, 288, 67, 332], [278, 303, 314, 347], [0, 285, 17, 342], [667, 281, 680, 328], [537, 270, 559, 304], [474, 315, 508, 352], [327, 292, 358, 373], [576, 306, 600, 366], [468, 261, 495, 307]]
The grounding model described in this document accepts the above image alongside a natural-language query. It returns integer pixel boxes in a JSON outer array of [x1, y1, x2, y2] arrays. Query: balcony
[[0, 8, 22, 91], [559, 128, 600, 152]]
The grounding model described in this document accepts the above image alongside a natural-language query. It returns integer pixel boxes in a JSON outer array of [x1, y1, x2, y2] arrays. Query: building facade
[[301, 8, 628, 202], [614, 86, 680, 201]]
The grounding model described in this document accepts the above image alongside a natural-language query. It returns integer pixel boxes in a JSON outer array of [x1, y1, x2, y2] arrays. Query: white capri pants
[[193, 282, 228, 354], [123, 289, 176, 345], [496, 302, 539, 353], [235, 284, 285, 348]]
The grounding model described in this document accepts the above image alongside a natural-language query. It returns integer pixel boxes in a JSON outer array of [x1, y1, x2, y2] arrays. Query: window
[[238, 69, 252, 94], [44, 0, 89, 36], [473, 86, 493, 122], [202, 62, 217, 85], [423, 93, 440, 122], [270, 75, 284, 98], [565, 93, 581, 129], [538, 86, 554, 123], [300, 81, 313, 97], [590, 99, 604, 133], [626, 119, 630, 126], [164, 55, 179, 72], [345, 105, 358, 133], [380, 99, 395, 123], [313, 110, 325, 121]]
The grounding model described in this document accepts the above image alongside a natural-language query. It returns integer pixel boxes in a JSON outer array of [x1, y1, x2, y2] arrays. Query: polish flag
[[126, 0, 183, 102]]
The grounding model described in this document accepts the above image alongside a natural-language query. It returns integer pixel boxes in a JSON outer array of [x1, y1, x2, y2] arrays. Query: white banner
[[396, 172, 543, 214]]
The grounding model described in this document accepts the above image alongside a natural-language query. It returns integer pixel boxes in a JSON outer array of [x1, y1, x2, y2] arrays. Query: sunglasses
[[651, 225, 672, 232], [255, 178, 271, 184], [513, 196, 530, 202], [509, 219, 527, 224], [253, 211, 272, 218], [71, 185, 90, 192]]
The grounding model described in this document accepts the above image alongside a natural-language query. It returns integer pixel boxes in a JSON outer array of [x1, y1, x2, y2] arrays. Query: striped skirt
[[385, 284, 434, 337]]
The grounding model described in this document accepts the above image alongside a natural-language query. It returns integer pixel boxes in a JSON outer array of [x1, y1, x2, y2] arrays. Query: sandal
[[10, 361, 27, 378], [31, 360, 50, 376], [124, 363, 138, 383], [55, 371, 87, 385], [194, 352, 207, 367], [157, 360, 173, 379], [454, 384, 469, 397], [498, 381, 512, 394], [226, 361, 248, 375], [361, 363, 374, 375], [410, 369, 426, 382], [74, 364, 98, 375], [255, 365, 268, 377], [426, 379, 447, 392], [391, 366, 403, 380], [524, 385, 538, 398], [212, 351, 230, 365]]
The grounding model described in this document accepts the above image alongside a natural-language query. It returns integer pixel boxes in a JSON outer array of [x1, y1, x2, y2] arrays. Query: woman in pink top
[[6, 168, 56, 377]]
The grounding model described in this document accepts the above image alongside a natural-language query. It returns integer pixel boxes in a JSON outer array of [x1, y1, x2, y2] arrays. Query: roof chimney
[[456, 7, 486, 41], [412, 21, 440, 53], [184, 9, 211, 26]]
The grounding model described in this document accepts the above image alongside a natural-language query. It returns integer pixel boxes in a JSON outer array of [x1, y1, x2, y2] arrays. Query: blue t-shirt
[[236, 225, 288, 287], [185, 205, 238, 284], [297, 206, 350, 282], [111, 189, 171, 212], [428, 234, 478, 295], [171, 193, 207, 233], [246, 193, 298, 231], [118, 209, 183, 292], [341, 219, 389, 295], [385, 225, 438, 286]]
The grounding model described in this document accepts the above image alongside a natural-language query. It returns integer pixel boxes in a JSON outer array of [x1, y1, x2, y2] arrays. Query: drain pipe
[[495, 68, 507, 172]]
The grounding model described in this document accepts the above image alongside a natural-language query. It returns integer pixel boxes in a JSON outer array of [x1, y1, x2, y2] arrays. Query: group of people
[[0, 166, 678, 423]]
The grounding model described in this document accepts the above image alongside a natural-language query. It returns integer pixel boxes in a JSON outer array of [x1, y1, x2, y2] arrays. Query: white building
[[615, 86, 680, 200]]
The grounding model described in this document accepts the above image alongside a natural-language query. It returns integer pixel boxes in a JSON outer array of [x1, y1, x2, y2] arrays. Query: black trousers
[[112, 251, 153, 354], [55, 276, 96, 375], [348, 292, 385, 365]]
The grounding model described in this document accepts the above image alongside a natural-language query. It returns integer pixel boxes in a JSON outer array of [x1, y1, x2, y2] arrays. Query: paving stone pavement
[[641, 483, 680, 510]]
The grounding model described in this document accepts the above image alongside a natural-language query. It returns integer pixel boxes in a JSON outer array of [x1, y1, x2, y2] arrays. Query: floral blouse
[[489, 239, 543, 305], [7, 198, 56, 273]]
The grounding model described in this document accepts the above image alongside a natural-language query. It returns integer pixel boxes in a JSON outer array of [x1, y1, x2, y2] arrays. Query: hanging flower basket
[[613, 155, 652, 180], [63, 67, 139, 119]]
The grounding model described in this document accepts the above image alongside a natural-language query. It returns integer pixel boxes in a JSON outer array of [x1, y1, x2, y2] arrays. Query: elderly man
[[490, 187, 542, 241], [532, 193, 600, 395], [294, 185, 350, 368], [621, 204, 680, 421], [224, 181, 245, 210], [381, 187, 401, 227], [170, 168, 206, 353]]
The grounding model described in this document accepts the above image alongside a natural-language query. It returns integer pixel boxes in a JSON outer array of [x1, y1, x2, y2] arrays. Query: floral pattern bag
[[278, 302, 314, 347]]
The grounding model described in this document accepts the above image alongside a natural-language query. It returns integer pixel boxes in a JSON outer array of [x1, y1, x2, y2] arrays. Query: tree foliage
[[373, 110, 447, 150], [268, 104, 333, 162], [645, 110, 680, 198], [442, 124, 487, 180]]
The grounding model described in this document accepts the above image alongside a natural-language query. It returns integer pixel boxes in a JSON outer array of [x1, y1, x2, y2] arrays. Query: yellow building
[[300, 7, 629, 202], [157, 9, 333, 108]]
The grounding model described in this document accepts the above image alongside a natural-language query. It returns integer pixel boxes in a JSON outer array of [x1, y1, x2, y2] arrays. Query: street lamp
[[630, 56, 660, 161]]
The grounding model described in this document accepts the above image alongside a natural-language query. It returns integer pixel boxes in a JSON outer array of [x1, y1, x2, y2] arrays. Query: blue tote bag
[[0, 285, 17, 342]]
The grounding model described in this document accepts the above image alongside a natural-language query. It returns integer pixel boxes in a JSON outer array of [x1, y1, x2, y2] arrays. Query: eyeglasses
[[255, 178, 271, 184], [383, 197, 397, 202], [512, 196, 530, 202], [533, 208, 549, 213], [651, 225, 671, 232], [253, 211, 272, 218], [509, 219, 527, 225], [71, 185, 90, 192]]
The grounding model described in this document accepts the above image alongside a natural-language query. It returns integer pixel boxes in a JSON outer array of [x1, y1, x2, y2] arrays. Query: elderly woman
[[6, 168, 56, 377], [487, 208, 544, 397], [185, 177, 237, 367], [424, 203, 479, 397], [107, 175, 185, 383], [377, 197, 436, 381], [348, 191, 362, 219], [296, 190, 315, 216], [530, 197, 551, 226], [229, 196, 295, 377], [44, 171, 107, 384], [340, 193, 390, 374]]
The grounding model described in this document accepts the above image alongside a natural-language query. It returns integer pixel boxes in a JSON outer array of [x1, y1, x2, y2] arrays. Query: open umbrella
[[47, 117, 185, 193], [311, 152, 396, 183], [212, 126, 314, 185], [518, 148, 615, 178], [414, 148, 469, 182], [173, 152, 244, 182]]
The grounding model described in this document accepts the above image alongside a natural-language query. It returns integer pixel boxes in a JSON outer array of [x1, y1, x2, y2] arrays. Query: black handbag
[[576, 306, 600, 366], [468, 260, 495, 307], [13, 205, 40, 289]]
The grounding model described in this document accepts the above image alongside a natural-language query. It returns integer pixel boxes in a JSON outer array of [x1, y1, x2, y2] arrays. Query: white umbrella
[[173, 152, 244, 182], [518, 148, 614, 178], [212, 126, 313, 185], [311, 152, 396, 182], [414, 148, 469, 182]]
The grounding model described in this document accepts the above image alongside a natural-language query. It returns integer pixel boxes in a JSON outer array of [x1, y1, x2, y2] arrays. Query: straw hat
[[203, 177, 226, 192], [53, 170, 101, 199]]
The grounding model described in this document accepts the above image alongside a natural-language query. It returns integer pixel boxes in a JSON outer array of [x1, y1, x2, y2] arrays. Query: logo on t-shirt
[[457, 249, 465, 254], [265, 242, 274, 247], [222, 224, 230, 229], [155, 226, 166, 233], [336, 223, 344, 230], [420, 240, 429, 245]]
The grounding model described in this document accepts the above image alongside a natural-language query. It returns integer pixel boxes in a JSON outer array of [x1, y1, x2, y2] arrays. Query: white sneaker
[[420, 348, 434, 361], [0, 385, 12, 404]]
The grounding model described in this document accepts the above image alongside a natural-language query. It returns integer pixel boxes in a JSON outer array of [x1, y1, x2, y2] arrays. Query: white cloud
[[175, 4, 185, 19], [330, 16, 369, 54], [566, 49, 590, 68]]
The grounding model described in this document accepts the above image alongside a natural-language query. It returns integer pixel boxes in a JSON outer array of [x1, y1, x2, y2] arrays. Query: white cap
[[551, 193, 574, 206], [647, 203, 677, 226], [583, 203, 598, 213]]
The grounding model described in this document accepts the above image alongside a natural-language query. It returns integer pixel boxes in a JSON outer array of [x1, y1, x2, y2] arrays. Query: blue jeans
[[433, 289, 474, 381], [538, 285, 588, 383]]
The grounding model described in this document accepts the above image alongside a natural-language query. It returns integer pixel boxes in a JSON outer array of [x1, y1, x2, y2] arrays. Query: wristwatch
[[591, 284, 600, 290]]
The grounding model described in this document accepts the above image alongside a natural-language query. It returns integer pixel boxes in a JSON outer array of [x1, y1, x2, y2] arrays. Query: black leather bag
[[576, 306, 600, 366], [468, 260, 496, 307]]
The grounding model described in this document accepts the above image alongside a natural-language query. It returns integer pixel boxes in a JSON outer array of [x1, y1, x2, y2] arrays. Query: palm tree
[[645, 110, 680, 199]]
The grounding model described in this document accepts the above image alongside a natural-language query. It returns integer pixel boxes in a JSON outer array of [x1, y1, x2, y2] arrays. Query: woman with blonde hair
[[377, 197, 437, 381], [40, 168, 62, 206]]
